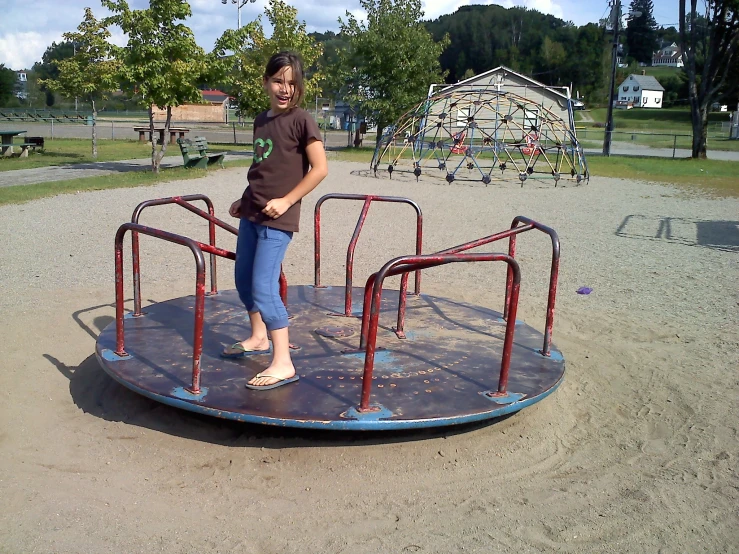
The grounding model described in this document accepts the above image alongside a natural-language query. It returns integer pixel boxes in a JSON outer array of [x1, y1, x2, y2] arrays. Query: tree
[[41, 8, 119, 158], [334, 0, 450, 144], [679, 0, 739, 158], [221, 0, 323, 119], [0, 65, 16, 106], [625, 0, 658, 64], [33, 41, 76, 92], [310, 31, 350, 99], [103, 0, 214, 173]]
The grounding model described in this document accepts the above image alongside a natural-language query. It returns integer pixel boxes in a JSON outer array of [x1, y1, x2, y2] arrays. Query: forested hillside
[[426, 5, 605, 89], [312, 5, 614, 105]]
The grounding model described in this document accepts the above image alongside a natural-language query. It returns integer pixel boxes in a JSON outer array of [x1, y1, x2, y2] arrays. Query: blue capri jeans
[[234, 217, 293, 331]]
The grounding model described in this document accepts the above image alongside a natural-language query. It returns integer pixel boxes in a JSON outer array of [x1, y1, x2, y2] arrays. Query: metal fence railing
[[577, 129, 738, 158]]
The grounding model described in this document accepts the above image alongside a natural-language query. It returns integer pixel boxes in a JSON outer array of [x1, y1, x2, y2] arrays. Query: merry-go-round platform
[[95, 193, 565, 431]]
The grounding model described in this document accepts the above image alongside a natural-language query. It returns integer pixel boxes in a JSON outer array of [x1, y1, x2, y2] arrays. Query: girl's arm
[[229, 125, 260, 218], [262, 138, 328, 219]]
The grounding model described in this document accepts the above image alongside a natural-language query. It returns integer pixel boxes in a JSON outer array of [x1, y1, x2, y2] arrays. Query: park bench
[[16, 137, 45, 158], [177, 137, 226, 169]]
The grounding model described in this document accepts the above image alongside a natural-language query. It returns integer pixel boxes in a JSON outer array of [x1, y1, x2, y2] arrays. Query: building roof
[[201, 89, 230, 103], [434, 65, 585, 108], [619, 74, 665, 92]]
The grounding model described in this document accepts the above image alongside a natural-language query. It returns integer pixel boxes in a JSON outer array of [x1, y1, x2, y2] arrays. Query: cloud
[[2, 0, 661, 70], [0, 32, 63, 70]]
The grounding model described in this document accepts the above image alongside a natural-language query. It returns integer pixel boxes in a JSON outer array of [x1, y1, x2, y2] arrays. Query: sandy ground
[[0, 161, 737, 553]]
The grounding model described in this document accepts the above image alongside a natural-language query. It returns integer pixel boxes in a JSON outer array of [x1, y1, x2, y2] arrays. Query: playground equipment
[[371, 88, 588, 186], [95, 193, 565, 430]]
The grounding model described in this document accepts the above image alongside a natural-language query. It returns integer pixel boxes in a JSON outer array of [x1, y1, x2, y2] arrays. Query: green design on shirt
[[254, 138, 273, 163]]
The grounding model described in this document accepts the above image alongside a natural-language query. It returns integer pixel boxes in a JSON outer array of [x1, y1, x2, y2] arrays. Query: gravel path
[[0, 161, 737, 552]]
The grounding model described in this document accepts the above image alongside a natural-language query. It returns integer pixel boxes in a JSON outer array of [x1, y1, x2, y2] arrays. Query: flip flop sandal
[[220, 342, 271, 359], [244, 374, 300, 390]]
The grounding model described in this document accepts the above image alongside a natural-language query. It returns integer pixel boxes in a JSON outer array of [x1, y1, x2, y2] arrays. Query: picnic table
[[0, 130, 26, 157], [133, 126, 190, 145]]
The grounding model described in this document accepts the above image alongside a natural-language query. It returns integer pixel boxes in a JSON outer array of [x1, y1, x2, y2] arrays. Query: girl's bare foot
[[247, 360, 296, 387]]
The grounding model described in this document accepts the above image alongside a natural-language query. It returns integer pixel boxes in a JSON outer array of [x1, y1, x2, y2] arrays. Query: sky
[[0, 0, 681, 71]]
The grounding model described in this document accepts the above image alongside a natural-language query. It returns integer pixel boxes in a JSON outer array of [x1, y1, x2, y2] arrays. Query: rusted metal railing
[[129, 194, 288, 311], [503, 217, 560, 357], [314, 193, 423, 316], [130, 195, 237, 316], [114, 222, 232, 394], [373, 216, 560, 357], [357, 253, 521, 412]]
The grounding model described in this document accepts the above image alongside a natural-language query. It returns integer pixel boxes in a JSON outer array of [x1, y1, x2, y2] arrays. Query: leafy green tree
[[41, 8, 119, 158], [103, 0, 214, 172], [334, 0, 450, 144], [625, 0, 658, 64], [425, 4, 600, 94], [33, 41, 76, 94], [309, 31, 349, 99], [657, 25, 680, 46], [219, 0, 323, 119], [679, 0, 739, 158], [0, 65, 16, 106]]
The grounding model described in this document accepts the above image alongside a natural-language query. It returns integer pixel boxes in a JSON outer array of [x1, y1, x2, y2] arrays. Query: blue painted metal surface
[[95, 286, 565, 431]]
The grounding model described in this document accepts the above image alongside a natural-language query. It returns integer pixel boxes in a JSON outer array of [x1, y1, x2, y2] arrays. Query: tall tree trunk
[[158, 106, 171, 167], [91, 98, 97, 159], [149, 105, 158, 173], [691, 103, 709, 159]]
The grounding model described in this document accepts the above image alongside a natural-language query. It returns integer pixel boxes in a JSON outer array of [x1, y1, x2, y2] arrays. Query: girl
[[222, 51, 328, 390]]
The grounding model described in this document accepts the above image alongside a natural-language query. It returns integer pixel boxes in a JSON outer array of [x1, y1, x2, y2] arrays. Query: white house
[[652, 42, 683, 68], [617, 73, 665, 108], [430, 66, 584, 124]]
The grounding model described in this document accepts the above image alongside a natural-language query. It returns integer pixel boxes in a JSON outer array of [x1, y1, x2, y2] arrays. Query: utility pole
[[602, 0, 621, 156]]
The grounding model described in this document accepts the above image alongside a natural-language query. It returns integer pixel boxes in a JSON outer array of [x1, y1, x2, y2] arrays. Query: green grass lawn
[[332, 147, 739, 197], [0, 138, 250, 172], [0, 156, 254, 205], [586, 156, 739, 196], [641, 66, 682, 80], [579, 107, 730, 132]]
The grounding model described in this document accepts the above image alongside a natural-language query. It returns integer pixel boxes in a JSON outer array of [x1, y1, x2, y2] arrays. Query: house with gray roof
[[617, 72, 665, 109]]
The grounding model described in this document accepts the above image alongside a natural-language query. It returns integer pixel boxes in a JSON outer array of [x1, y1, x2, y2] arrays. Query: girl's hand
[[262, 197, 292, 219], [229, 199, 242, 218]]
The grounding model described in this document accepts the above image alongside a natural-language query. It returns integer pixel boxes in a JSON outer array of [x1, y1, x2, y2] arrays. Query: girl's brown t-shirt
[[241, 107, 322, 232]]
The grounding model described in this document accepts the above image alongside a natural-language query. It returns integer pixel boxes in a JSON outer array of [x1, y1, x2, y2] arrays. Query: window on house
[[623, 86, 629, 91], [456, 107, 469, 128], [633, 86, 639, 91], [523, 109, 539, 130]]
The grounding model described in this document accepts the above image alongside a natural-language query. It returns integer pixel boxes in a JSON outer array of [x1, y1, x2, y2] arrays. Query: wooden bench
[[15, 137, 45, 158], [177, 137, 226, 169]]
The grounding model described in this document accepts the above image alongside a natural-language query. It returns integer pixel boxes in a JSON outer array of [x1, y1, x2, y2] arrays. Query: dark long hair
[[264, 51, 305, 109]]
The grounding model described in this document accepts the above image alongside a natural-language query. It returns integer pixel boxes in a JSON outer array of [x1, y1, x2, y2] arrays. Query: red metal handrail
[[358, 252, 521, 412], [114, 222, 226, 394], [314, 193, 423, 316], [130, 195, 238, 316], [366, 217, 560, 357], [502, 217, 560, 357], [129, 194, 288, 310]]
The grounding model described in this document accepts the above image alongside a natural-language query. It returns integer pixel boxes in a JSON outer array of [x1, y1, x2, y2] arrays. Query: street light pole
[[222, 0, 256, 30], [602, 0, 621, 156]]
